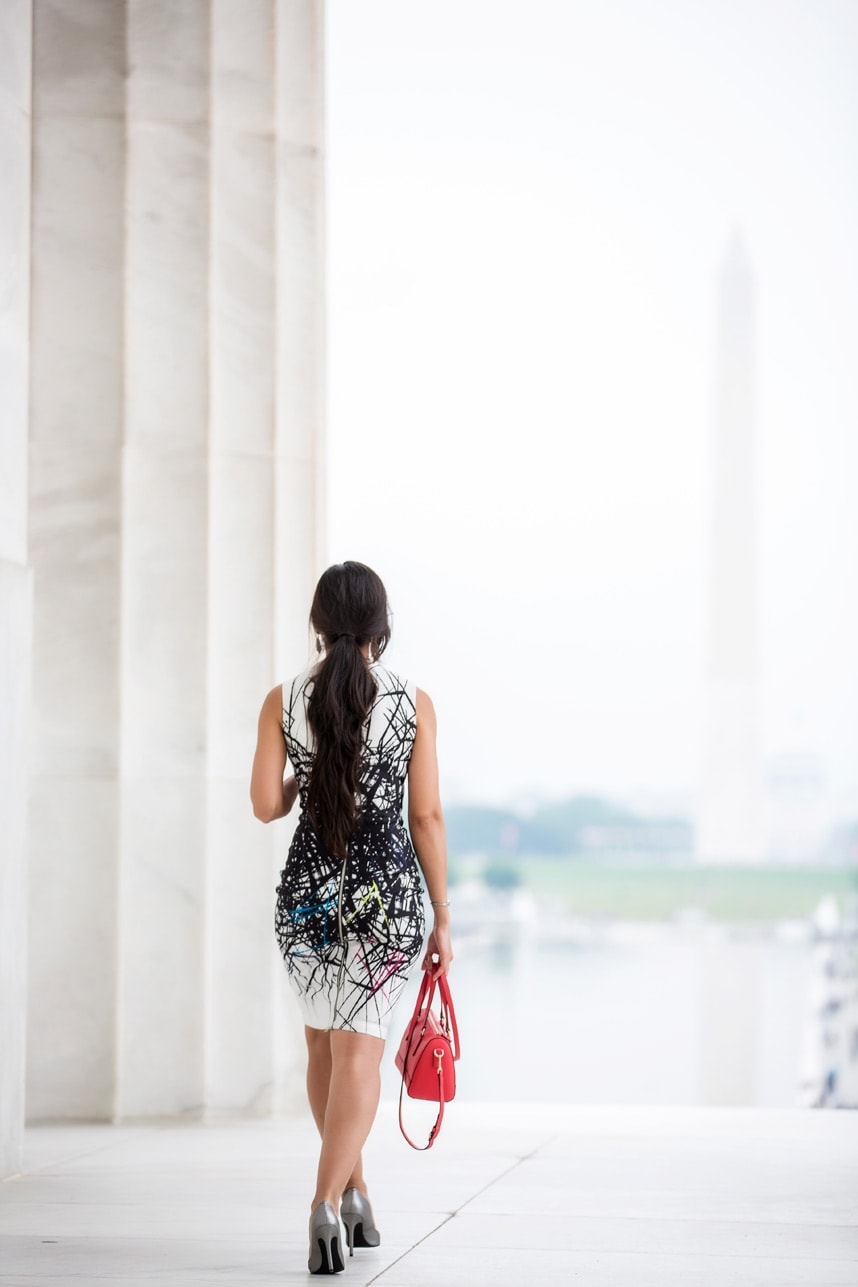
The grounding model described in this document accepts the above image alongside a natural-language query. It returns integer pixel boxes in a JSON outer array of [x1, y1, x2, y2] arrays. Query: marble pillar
[[205, 0, 279, 1114], [27, 0, 126, 1120], [0, 0, 33, 1178], [115, 0, 211, 1118], [275, 0, 327, 669], [272, 0, 328, 1109]]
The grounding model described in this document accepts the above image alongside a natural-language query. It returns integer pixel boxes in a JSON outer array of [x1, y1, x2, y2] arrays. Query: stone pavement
[[1, 1104, 856, 1286]]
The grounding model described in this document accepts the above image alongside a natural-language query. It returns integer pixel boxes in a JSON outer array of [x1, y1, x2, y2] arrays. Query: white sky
[[326, 0, 858, 819]]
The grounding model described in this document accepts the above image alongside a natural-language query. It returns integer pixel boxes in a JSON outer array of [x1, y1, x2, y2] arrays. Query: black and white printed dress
[[274, 662, 426, 1039]]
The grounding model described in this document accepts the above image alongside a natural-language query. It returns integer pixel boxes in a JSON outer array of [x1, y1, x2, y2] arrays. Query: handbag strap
[[397, 1042, 448, 1151]]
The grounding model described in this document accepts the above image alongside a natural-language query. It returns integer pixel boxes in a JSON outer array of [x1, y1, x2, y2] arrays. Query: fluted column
[[205, 0, 279, 1113], [272, 0, 327, 1107], [275, 0, 327, 669], [115, 0, 212, 1116], [0, 0, 34, 1177], [27, 0, 126, 1119]]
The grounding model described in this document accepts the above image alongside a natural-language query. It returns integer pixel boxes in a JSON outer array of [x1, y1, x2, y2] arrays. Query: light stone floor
[[1, 1104, 856, 1286]]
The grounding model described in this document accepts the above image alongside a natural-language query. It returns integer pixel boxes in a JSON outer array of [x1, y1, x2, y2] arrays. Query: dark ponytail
[[305, 562, 391, 857]]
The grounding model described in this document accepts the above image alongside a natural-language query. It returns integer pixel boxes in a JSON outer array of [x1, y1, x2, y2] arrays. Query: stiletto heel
[[308, 1201, 345, 1275], [340, 1187, 381, 1256]]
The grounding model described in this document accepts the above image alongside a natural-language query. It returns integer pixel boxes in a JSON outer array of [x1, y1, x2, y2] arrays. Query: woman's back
[[283, 661, 416, 819]]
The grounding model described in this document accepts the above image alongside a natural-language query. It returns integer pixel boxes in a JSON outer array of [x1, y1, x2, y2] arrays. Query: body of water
[[382, 917, 811, 1107]]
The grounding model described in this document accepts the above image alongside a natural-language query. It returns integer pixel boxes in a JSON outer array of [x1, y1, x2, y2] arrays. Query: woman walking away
[[250, 561, 453, 1275]]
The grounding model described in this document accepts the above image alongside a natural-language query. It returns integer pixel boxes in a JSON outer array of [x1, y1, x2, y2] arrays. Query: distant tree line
[[445, 796, 692, 861]]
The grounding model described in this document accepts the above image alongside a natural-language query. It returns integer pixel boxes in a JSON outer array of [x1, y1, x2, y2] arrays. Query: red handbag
[[395, 972, 460, 1150]]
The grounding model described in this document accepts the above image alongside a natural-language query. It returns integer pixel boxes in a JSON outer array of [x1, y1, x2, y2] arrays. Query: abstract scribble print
[[274, 663, 425, 1038]]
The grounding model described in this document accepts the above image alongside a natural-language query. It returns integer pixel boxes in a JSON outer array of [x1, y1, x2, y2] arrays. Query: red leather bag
[[395, 972, 460, 1150]]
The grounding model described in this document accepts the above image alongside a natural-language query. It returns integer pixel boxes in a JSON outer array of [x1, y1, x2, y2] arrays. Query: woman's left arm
[[250, 685, 298, 823]]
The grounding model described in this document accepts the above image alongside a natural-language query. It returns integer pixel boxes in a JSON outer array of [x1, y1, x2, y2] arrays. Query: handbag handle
[[408, 972, 461, 1059], [436, 974, 460, 1061]]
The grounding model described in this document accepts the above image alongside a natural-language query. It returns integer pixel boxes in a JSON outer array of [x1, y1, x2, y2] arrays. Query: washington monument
[[697, 234, 764, 863]]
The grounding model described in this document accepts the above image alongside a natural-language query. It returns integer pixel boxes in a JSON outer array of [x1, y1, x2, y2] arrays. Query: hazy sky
[[326, 0, 858, 819]]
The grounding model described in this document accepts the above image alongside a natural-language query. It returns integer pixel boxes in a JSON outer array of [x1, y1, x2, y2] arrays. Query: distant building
[[697, 234, 765, 863]]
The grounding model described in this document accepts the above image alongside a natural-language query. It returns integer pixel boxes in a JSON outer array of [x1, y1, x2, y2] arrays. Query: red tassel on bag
[[395, 972, 460, 1150]]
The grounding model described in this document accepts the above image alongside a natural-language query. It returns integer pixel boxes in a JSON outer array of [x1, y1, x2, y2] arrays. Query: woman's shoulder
[[281, 664, 319, 710], [372, 661, 417, 707], [287, 662, 319, 686]]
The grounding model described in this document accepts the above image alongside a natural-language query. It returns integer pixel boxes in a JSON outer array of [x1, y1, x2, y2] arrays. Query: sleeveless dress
[[274, 662, 427, 1038]]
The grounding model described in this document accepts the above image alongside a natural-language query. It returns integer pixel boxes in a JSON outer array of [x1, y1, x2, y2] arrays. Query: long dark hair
[[305, 562, 391, 857]]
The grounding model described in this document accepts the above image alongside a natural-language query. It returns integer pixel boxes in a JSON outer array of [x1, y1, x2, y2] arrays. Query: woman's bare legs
[[305, 1026, 384, 1206], [305, 1026, 333, 1135]]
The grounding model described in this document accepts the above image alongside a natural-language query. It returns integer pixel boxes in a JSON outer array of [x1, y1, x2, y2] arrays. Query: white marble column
[[275, 0, 327, 669], [27, 0, 126, 1120], [116, 0, 211, 1117], [205, 0, 327, 1116], [0, 0, 33, 1178], [272, 0, 328, 1109], [205, 0, 279, 1113]]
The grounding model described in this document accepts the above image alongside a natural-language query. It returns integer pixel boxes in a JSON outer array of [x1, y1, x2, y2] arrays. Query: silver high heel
[[308, 1201, 345, 1275], [340, 1187, 381, 1256]]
